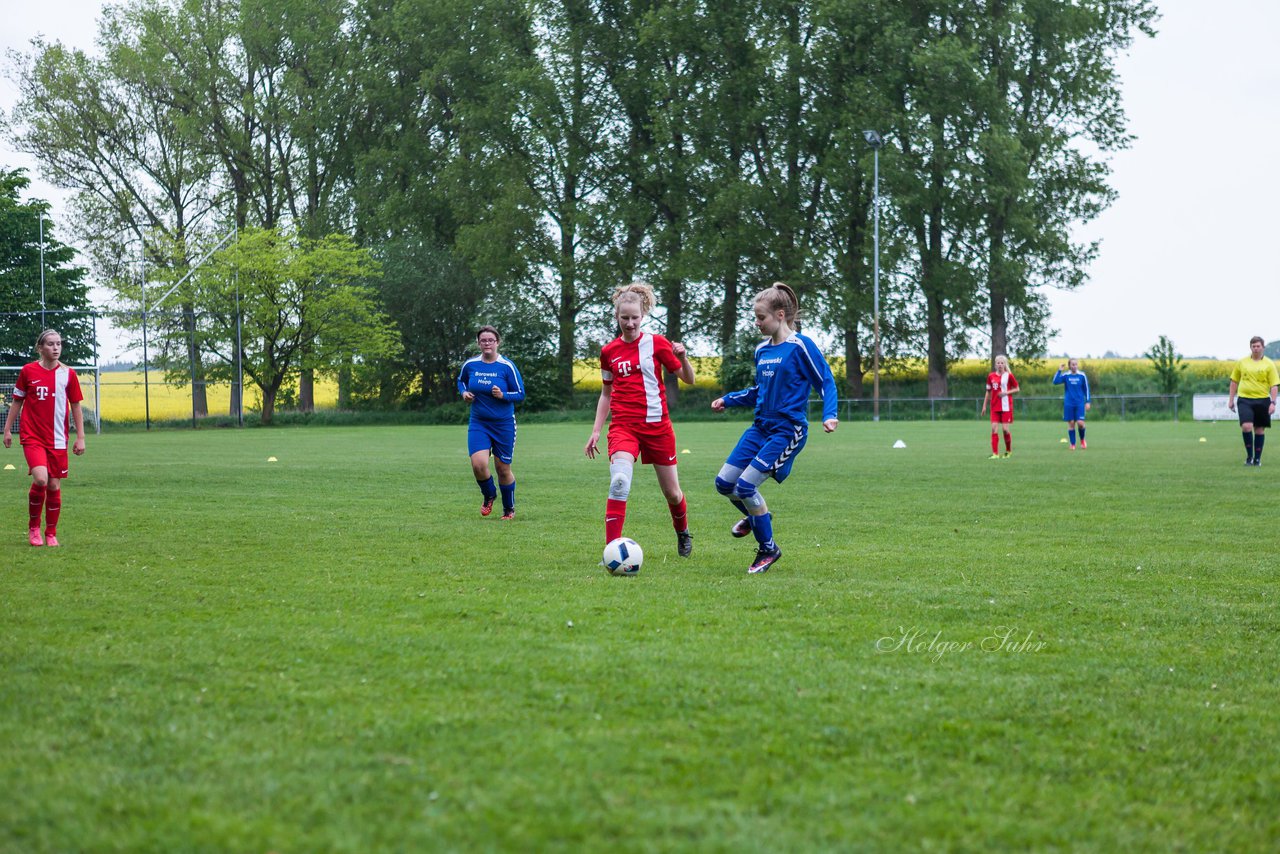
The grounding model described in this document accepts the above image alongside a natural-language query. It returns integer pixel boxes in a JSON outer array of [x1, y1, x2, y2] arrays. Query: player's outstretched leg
[[28, 482, 46, 546], [606, 458, 633, 542], [44, 487, 62, 546], [716, 472, 753, 538], [500, 479, 516, 520]]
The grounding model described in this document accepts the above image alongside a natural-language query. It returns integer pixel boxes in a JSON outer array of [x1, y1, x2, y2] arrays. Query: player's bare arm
[[585, 386, 613, 459], [671, 342, 696, 385], [71, 402, 86, 455]]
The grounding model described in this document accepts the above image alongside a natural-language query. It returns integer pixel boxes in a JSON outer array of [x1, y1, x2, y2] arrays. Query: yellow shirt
[[1230, 356, 1280, 398]]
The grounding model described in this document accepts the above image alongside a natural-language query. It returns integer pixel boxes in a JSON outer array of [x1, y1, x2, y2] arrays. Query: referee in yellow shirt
[[1228, 336, 1280, 466]]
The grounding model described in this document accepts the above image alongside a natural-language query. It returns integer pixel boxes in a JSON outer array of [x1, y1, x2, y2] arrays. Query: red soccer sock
[[29, 484, 46, 529], [668, 495, 688, 532], [44, 488, 62, 536], [990, 433, 999, 454], [1004, 431, 1012, 452], [606, 498, 627, 543]]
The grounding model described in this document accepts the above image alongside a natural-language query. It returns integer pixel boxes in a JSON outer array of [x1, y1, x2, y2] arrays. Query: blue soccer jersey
[[1053, 369, 1090, 407], [458, 356, 526, 421], [722, 333, 838, 426]]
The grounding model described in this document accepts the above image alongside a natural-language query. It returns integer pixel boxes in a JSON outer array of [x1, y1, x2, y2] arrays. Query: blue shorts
[[1063, 403, 1087, 422], [724, 420, 808, 483], [468, 418, 516, 464]]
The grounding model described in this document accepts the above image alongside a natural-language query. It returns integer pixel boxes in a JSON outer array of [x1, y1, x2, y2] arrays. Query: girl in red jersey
[[2, 329, 87, 547], [981, 354, 1019, 459], [584, 282, 696, 557]]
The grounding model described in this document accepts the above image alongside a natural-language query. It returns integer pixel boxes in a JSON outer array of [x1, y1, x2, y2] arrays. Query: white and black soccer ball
[[602, 537, 643, 576]]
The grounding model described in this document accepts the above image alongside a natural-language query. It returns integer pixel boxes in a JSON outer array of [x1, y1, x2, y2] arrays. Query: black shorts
[[1237, 397, 1272, 428]]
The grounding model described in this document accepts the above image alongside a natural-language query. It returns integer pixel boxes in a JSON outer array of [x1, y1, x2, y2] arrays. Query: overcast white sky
[[3, 0, 1278, 361]]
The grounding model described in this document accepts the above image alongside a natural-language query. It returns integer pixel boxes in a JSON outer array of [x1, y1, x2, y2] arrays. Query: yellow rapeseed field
[[571, 356, 1234, 391], [86, 358, 1233, 418], [92, 371, 338, 422]]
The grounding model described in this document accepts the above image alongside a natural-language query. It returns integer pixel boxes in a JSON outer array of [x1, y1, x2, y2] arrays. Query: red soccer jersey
[[600, 333, 682, 424], [13, 362, 83, 450], [986, 370, 1018, 413]]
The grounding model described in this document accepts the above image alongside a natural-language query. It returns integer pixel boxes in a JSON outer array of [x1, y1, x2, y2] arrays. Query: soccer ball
[[602, 537, 643, 576]]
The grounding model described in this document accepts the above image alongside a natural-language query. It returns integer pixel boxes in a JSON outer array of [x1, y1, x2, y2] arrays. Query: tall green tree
[[973, 0, 1156, 362], [0, 170, 95, 365], [199, 227, 395, 423], [11, 23, 221, 411], [1145, 335, 1187, 395]]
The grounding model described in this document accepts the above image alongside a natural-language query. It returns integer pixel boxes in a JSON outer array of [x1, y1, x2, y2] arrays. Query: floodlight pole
[[38, 203, 46, 328], [863, 130, 884, 423], [141, 249, 151, 431]]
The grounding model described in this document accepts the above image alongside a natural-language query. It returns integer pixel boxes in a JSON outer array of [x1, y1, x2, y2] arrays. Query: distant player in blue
[[457, 326, 525, 519], [1053, 358, 1091, 450], [711, 283, 839, 574]]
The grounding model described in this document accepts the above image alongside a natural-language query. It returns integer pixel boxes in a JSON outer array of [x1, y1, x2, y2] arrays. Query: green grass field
[[2, 420, 1276, 851]]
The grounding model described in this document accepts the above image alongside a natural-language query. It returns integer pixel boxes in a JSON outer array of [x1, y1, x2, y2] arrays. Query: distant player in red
[[584, 282, 696, 558], [2, 329, 87, 546], [981, 354, 1019, 458]]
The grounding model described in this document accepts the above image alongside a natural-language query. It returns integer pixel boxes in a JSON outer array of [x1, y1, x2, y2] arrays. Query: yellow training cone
[[1199, 438, 1207, 443], [1060, 437, 1068, 443], [3, 464, 14, 470], [681, 449, 690, 454], [267, 456, 278, 462]]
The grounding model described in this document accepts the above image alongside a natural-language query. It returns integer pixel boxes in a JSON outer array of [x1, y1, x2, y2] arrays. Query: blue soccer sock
[[1078, 425, 1086, 442], [500, 480, 516, 513], [1243, 432, 1255, 460], [478, 476, 497, 499], [751, 512, 776, 551], [1254, 434, 1265, 462], [1068, 428, 1077, 446]]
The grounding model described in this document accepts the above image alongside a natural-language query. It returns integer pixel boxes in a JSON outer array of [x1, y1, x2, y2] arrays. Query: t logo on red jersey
[[35, 385, 50, 401], [614, 359, 633, 377]]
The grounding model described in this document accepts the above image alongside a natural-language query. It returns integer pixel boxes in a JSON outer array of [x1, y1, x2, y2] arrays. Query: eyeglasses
[[478, 338, 498, 344]]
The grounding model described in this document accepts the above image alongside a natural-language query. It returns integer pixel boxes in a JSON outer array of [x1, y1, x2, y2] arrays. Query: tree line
[[5, 0, 1156, 421]]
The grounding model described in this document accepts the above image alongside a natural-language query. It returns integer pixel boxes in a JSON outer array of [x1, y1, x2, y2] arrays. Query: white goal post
[[0, 366, 101, 436]]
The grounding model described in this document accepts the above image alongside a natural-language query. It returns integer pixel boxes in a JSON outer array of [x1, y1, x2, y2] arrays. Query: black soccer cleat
[[748, 544, 782, 574], [677, 529, 693, 557], [731, 517, 752, 538]]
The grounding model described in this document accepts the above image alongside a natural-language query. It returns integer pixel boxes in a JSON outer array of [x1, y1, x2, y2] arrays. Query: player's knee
[[734, 478, 764, 510], [32, 472, 49, 487], [609, 461, 633, 501], [714, 476, 736, 496]]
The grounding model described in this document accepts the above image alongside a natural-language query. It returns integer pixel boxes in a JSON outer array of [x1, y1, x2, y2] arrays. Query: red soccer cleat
[[481, 495, 496, 517], [500, 510, 515, 521], [29, 527, 44, 547], [45, 534, 61, 547], [1080, 440, 1088, 449]]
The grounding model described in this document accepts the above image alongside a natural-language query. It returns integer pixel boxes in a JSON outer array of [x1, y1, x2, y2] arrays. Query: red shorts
[[23, 444, 71, 479], [608, 419, 678, 466], [990, 409, 1014, 425]]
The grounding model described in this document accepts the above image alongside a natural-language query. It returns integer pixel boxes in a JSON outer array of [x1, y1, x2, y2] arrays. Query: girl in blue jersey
[[457, 326, 526, 519], [711, 283, 839, 574], [1052, 357, 1091, 450]]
